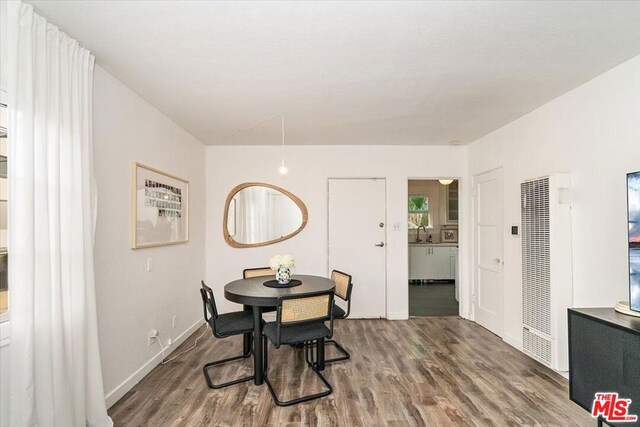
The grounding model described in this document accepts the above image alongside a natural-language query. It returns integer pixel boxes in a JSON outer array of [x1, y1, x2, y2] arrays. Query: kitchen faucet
[[416, 225, 426, 243]]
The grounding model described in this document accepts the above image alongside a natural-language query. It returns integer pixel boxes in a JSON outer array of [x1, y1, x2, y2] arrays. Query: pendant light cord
[[219, 112, 284, 144], [281, 114, 285, 159], [217, 112, 288, 173]]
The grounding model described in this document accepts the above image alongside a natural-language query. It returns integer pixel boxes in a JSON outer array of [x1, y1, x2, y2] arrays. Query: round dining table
[[224, 274, 335, 385]]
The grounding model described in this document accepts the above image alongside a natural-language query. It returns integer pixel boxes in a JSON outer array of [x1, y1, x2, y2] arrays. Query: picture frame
[[440, 228, 458, 243], [131, 162, 189, 249]]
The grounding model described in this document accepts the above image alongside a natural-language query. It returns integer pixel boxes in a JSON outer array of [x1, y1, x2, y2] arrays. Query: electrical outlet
[[146, 257, 153, 272], [393, 222, 401, 231], [148, 329, 158, 347], [172, 315, 177, 328], [167, 338, 172, 347]]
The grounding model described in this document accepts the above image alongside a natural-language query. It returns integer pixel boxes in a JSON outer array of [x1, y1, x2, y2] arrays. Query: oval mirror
[[223, 182, 308, 248]]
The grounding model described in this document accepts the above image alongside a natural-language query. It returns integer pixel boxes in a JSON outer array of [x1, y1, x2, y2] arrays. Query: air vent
[[521, 178, 551, 336], [520, 174, 573, 372], [523, 327, 551, 365]]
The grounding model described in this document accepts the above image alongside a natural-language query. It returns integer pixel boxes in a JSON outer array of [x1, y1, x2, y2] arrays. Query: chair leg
[[304, 340, 315, 367], [243, 331, 253, 357], [263, 334, 269, 373], [305, 339, 350, 367], [326, 339, 351, 363], [202, 347, 254, 389], [264, 339, 333, 407]]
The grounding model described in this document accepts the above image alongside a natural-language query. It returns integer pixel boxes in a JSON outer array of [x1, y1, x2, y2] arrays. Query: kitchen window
[[408, 195, 431, 229]]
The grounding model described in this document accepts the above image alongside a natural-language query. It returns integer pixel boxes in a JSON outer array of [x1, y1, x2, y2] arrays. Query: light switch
[[147, 257, 153, 272]]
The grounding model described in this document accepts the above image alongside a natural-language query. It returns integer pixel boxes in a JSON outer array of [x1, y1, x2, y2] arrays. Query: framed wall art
[[131, 162, 189, 248], [440, 228, 458, 243]]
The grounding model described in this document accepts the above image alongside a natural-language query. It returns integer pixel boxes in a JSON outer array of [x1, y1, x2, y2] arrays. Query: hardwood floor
[[109, 318, 592, 426]]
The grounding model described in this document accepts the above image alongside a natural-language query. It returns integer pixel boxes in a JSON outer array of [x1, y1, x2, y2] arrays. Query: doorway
[[328, 178, 386, 318], [408, 179, 459, 317]]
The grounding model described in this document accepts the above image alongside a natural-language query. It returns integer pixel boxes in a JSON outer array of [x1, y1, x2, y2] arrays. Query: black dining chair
[[243, 267, 274, 279], [306, 270, 353, 366], [263, 290, 335, 406], [243, 267, 277, 314], [200, 281, 255, 389]]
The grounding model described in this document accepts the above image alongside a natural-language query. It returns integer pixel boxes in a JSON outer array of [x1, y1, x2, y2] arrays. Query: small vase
[[276, 267, 292, 285]]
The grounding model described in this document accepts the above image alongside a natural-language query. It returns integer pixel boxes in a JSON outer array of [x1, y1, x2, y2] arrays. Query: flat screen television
[[629, 171, 640, 312]]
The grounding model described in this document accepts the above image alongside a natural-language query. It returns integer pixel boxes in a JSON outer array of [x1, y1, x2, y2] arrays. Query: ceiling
[[28, 1, 640, 146]]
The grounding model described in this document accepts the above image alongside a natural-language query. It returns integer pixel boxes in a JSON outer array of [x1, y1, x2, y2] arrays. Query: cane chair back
[[331, 270, 353, 302], [243, 267, 274, 279], [200, 281, 219, 321], [281, 294, 332, 324]]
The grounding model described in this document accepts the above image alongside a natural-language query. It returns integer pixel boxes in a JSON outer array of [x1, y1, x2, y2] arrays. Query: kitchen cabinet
[[409, 245, 456, 280], [442, 181, 458, 225]]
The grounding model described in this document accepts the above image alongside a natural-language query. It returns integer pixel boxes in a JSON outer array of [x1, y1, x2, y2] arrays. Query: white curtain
[[7, 2, 112, 426], [237, 187, 269, 243]]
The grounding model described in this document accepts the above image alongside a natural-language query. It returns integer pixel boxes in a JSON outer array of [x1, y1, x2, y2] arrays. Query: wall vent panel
[[523, 327, 552, 365], [520, 174, 573, 372]]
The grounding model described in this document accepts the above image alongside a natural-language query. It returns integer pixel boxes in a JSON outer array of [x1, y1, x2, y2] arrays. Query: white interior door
[[328, 178, 386, 318], [473, 168, 504, 336]]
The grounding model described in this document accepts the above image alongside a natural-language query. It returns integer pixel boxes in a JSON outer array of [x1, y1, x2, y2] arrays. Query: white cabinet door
[[429, 247, 452, 280], [449, 247, 457, 281], [410, 246, 453, 280], [409, 246, 429, 280]]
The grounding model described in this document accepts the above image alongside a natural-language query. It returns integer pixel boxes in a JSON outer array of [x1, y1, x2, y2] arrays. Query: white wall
[[468, 55, 640, 348], [92, 66, 206, 406], [205, 145, 470, 320], [0, 322, 8, 427]]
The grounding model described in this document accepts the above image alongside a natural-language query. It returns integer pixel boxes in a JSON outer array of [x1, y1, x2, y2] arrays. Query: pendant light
[[218, 113, 290, 175], [439, 179, 454, 185], [278, 115, 288, 175]]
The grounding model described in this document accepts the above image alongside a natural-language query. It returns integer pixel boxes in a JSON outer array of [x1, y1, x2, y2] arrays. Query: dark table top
[[569, 307, 640, 335], [224, 274, 335, 307]]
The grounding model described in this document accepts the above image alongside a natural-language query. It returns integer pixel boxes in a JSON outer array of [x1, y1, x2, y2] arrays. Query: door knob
[[494, 258, 502, 264], [375, 242, 385, 247]]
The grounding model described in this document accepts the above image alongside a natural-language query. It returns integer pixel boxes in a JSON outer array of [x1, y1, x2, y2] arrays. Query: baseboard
[[386, 312, 409, 320], [105, 319, 204, 408], [502, 333, 523, 351]]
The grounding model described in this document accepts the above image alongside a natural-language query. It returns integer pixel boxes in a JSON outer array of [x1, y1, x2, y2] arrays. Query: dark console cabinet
[[568, 308, 640, 426]]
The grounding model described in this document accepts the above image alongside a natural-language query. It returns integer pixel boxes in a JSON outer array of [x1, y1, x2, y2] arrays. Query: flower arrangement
[[269, 254, 295, 271], [270, 255, 295, 284]]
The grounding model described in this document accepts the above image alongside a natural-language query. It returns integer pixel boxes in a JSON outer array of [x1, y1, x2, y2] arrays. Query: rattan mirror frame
[[223, 182, 308, 248]]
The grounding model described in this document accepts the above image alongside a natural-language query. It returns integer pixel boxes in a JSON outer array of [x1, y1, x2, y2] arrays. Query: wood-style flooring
[[109, 317, 592, 426]]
